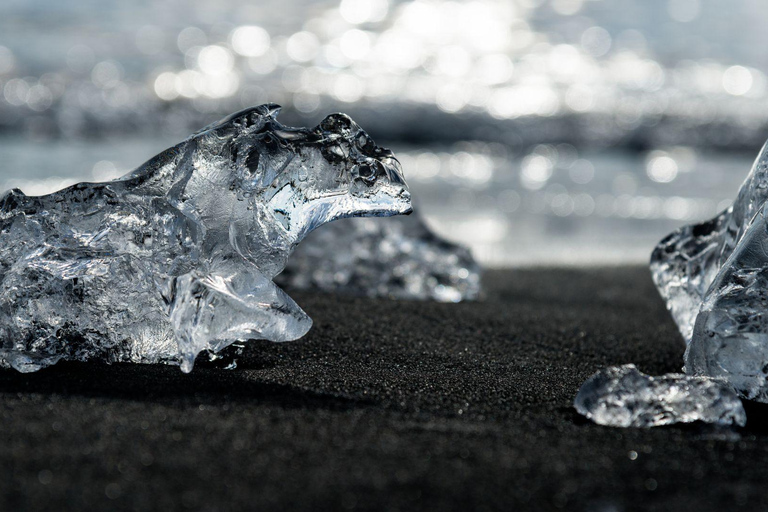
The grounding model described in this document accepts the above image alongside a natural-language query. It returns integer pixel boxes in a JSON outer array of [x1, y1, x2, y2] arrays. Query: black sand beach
[[2, 267, 766, 512]]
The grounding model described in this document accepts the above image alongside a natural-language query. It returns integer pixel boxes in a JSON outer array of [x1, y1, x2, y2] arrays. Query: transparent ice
[[651, 139, 768, 400], [574, 364, 746, 428], [0, 104, 411, 373], [277, 213, 480, 302]]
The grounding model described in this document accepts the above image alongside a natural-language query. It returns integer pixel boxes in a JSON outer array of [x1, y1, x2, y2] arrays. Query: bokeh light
[[0, 0, 764, 265]]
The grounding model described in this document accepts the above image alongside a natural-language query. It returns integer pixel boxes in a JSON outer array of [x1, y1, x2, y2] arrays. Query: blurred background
[[0, 0, 765, 266]]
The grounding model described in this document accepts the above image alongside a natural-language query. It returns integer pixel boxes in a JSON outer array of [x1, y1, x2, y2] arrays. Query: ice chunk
[[686, 208, 768, 400], [574, 364, 746, 428], [651, 140, 768, 344], [276, 213, 480, 302], [650, 140, 768, 399], [0, 104, 411, 373]]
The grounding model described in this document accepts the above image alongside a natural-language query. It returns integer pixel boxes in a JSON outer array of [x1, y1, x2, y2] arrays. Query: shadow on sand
[[0, 357, 371, 412]]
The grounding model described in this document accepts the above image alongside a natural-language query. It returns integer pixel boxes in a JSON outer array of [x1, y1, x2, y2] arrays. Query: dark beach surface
[[1, 266, 766, 512]]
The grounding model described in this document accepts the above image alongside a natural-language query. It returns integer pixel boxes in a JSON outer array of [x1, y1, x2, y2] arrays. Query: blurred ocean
[[0, 0, 765, 266]]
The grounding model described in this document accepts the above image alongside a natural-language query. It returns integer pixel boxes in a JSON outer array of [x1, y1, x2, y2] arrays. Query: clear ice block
[[0, 104, 411, 372], [651, 140, 768, 400]]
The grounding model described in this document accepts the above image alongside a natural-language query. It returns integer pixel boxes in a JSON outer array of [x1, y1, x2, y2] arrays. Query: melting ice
[[574, 365, 746, 428], [577, 139, 768, 427], [277, 213, 480, 303], [651, 139, 768, 401], [0, 104, 411, 373]]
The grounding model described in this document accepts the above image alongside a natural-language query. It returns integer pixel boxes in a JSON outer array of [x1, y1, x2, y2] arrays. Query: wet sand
[[1, 267, 765, 511]]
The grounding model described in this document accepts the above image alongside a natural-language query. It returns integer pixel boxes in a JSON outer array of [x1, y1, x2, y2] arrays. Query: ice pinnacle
[[651, 139, 768, 400], [574, 365, 746, 428], [0, 104, 412, 373], [277, 213, 481, 302]]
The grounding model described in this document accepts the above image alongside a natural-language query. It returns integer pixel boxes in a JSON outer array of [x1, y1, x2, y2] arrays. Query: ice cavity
[[0, 104, 411, 373]]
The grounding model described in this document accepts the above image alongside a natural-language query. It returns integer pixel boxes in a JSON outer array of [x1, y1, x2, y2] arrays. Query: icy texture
[[651, 140, 768, 343], [650, 140, 768, 400], [687, 209, 768, 400], [0, 104, 411, 373], [574, 365, 746, 428], [276, 213, 480, 302]]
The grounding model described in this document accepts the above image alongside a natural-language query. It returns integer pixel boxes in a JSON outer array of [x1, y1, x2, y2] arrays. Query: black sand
[[2, 267, 767, 511]]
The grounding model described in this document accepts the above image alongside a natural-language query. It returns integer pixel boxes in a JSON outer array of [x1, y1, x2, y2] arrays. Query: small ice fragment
[[276, 213, 481, 302], [0, 104, 412, 372], [574, 364, 746, 428]]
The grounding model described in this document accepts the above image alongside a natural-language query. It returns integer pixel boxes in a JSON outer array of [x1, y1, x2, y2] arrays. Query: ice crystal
[[0, 104, 411, 373], [574, 365, 746, 428]]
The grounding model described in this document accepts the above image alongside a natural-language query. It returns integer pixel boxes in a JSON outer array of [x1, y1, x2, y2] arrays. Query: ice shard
[[574, 365, 746, 428], [650, 140, 768, 400], [686, 211, 768, 401], [0, 104, 411, 373], [651, 140, 768, 344], [276, 213, 480, 302]]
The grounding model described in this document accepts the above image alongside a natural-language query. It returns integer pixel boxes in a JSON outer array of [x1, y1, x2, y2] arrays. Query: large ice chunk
[[276, 213, 480, 302], [574, 365, 746, 428], [651, 140, 768, 400], [686, 207, 768, 400], [0, 104, 411, 373], [651, 141, 768, 343]]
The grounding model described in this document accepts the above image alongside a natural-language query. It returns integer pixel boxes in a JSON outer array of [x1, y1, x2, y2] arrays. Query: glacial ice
[[574, 365, 746, 428], [651, 139, 768, 400], [0, 104, 411, 373], [277, 213, 480, 302]]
